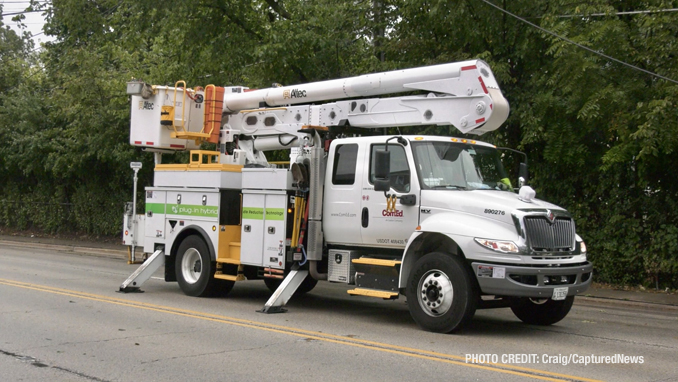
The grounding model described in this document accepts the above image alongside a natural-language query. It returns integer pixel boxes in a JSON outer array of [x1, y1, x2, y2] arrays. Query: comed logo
[[382, 209, 403, 217]]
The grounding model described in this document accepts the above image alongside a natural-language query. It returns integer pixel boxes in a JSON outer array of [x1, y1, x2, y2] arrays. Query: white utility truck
[[120, 60, 592, 333]]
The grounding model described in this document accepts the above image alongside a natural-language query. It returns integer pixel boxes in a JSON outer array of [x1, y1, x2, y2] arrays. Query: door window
[[369, 144, 410, 193], [332, 144, 359, 185]]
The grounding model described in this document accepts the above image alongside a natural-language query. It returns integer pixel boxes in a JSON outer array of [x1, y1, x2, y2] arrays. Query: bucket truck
[[120, 59, 592, 333]]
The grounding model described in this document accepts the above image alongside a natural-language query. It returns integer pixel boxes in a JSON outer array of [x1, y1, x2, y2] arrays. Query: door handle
[[361, 207, 369, 228]]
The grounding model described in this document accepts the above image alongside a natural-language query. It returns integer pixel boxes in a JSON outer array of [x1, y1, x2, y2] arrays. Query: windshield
[[411, 141, 511, 191]]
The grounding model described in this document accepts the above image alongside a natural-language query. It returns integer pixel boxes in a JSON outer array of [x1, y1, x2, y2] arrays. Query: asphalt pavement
[[2, 234, 677, 311]]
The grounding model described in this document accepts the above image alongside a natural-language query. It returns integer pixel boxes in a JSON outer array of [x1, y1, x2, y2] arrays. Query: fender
[[399, 211, 519, 288], [419, 210, 518, 239], [172, 224, 217, 261], [399, 231, 424, 289]]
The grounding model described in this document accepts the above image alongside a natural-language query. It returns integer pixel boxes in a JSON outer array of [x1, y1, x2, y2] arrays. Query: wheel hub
[[426, 285, 440, 302], [181, 248, 202, 284], [418, 270, 454, 316]]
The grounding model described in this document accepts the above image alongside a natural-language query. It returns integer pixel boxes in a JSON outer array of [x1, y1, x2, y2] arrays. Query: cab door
[[322, 142, 366, 246], [360, 142, 420, 248]]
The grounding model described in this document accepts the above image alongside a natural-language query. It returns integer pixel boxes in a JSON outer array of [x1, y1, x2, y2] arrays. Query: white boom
[[126, 59, 509, 156], [224, 59, 508, 135], [224, 60, 502, 110]]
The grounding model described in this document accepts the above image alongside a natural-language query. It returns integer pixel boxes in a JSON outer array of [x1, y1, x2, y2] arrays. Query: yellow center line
[[0, 278, 602, 382]]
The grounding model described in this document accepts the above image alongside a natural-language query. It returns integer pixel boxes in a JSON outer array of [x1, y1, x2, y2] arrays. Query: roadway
[[1, 245, 676, 382]]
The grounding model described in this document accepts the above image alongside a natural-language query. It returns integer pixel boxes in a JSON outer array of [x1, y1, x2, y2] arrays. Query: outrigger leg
[[118, 249, 165, 293], [258, 268, 309, 313]]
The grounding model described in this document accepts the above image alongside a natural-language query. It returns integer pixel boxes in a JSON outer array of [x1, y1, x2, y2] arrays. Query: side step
[[214, 274, 246, 282], [352, 258, 402, 267], [215, 262, 246, 282], [258, 269, 309, 314], [349, 257, 402, 300], [118, 249, 165, 293], [348, 288, 399, 300]]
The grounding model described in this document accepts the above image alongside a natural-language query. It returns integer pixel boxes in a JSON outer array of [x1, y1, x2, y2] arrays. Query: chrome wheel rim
[[418, 269, 453, 316], [181, 248, 202, 284]]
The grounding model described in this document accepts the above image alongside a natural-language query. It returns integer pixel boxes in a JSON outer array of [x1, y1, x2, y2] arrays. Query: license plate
[[552, 287, 568, 300]]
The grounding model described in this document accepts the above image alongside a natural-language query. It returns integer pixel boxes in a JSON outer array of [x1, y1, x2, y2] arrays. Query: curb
[[575, 295, 678, 312], [0, 239, 128, 260]]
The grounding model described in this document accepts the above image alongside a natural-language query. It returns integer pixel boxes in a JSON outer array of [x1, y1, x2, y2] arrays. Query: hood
[[420, 189, 564, 226]]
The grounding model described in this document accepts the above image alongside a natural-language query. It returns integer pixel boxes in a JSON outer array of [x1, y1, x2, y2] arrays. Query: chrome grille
[[524, 216, 575, 252]]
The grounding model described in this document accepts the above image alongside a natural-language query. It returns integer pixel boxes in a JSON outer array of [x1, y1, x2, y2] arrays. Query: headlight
[[474, 238, 519, 253], [575, 234, 587, 255]]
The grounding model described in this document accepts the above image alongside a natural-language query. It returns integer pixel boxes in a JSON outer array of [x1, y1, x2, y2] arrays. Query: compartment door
[[263, 193, 287, 270], [240, 193, 265, 266], [144, 190, 166, 252]]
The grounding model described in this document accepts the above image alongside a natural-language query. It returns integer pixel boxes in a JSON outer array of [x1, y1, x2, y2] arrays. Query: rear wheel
[[510, 296, 574, 325], [176, 235, 219, 297], [406, 252, 477, 333]]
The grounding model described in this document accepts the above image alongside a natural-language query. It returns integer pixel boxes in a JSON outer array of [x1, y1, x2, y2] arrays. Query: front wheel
[[176, 235, 219, 297], [510, 296, 574, 325], [406, 252, 478, 333]]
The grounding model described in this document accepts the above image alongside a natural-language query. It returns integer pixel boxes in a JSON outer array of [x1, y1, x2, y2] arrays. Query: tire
[[263, 274, 318, 295], [406, 252, 478, 333], [510, 296, 574, 326], [175, 235, 219, 297]]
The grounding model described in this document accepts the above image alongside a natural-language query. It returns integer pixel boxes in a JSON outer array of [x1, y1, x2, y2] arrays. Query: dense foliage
[[1, 0, 676, 287]]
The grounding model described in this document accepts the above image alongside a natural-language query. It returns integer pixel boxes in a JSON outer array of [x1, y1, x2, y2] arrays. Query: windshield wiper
[[430, 185, 467, 190]]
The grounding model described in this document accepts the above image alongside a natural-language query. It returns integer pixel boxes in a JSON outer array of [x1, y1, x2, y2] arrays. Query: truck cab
[[324, 135, 592, 332]]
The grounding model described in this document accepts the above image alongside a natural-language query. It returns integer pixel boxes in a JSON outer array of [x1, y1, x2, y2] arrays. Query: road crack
[[140, 340, 291, 364], [0, 348, 110, 382], [24, 330, 197, 351]]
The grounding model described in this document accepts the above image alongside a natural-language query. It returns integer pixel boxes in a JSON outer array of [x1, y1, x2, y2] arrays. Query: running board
[[348, 288, 399, 300], [118, 249, 165, 293], [214, 274, 246, 282], [258, 269, 309, 314]]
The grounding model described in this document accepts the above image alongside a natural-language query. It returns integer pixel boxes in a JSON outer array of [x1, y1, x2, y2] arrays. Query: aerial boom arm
[[223, 60, 508, 144], [224, 60, 502, 111], [126, 59, 509, 161]]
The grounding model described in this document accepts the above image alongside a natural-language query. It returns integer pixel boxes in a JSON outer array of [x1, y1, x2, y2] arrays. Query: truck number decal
[[376, 238, 407, 245], [484, 209, 505, 215]]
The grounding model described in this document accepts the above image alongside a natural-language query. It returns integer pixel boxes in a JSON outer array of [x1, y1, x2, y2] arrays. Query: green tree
[[1, 0, 676, 287], [384, 0, 678, 286]]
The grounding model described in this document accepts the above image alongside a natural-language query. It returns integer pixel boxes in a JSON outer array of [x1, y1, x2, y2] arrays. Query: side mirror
[[518, 162, 529, 185], [374, 179, 390, 192], [374, 150, 391, 179]]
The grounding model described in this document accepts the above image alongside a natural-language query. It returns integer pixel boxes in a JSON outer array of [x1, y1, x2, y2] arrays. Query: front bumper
[[471, 261, 593, 298]]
